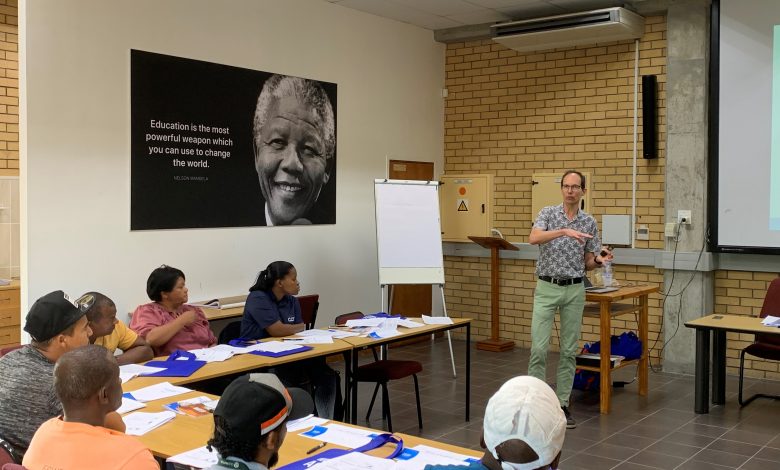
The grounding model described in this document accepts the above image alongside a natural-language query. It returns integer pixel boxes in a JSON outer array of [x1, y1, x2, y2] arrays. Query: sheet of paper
[[398, 319, 425, 329], [345, 318, 384, 327], [124, 382, 192, 402], [296, 329, 344, 337], [300, 423, 375, 448], [167, 445, 219, 468], [761, 315, 780, 326], [286, 414, 330, 432], [221, 301, 246, 309], [116, 397, 146, 415], [123, 411, 176, 436], [422, 315, 453, 325], [185, 346, 235, 362], [251, 341, 308, 353], [330, 330, 361, 339], [285, 336, 334, 344], [119, 372, 138, 384], [119, 364, 167, 376], [308, 452, 398, 470]]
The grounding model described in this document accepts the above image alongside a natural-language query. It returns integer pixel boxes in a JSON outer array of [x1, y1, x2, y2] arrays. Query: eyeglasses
[[74, 293, 95, 313], [561, 184, 582, 191]]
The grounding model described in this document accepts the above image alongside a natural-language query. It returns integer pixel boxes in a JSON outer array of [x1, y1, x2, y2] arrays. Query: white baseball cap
[[483, 376, 567, 470]]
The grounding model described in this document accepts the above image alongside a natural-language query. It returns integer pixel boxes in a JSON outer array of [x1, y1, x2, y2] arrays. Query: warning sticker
[[457, 199, 469, 212]]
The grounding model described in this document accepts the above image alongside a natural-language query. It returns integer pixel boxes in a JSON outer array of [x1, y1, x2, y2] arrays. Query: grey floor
[[342, 338, 780, 470]]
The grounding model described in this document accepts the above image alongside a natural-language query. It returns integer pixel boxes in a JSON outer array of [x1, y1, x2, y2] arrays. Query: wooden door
[[388, 160, 434, 315]]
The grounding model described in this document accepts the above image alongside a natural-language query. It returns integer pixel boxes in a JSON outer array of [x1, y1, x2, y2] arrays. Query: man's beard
[[268, 451, 279, 468]]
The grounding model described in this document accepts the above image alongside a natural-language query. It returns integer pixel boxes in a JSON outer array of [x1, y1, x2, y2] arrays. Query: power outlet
[[636, 224, 649, 240], [677, 210, 692, 225]]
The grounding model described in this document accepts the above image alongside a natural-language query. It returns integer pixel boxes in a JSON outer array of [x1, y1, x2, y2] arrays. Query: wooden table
[[123, 341, 354, 391], [122, 340, 355, 421], [133, 388, 482, 463], [684, 314, 780, 414], [201, 305, 244, 322], [342, 317, 472, 424], [581, 284, 659, 414]]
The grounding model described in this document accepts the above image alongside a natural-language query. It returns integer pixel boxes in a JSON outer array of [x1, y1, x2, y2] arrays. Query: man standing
[[528, 170, 611, 428], [84, 291, 154, 365]]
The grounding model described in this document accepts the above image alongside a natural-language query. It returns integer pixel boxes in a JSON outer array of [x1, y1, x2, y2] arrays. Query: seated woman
[[241, 261, 340, 419], [130, 265, 216, 356]]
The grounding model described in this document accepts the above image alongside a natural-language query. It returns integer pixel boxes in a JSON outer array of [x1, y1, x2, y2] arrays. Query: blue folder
[[250, 345, 313, 358], [140, 350, 207, 377]]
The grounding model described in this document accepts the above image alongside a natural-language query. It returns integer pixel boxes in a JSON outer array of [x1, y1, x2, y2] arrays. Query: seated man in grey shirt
[[0, 291, 94, 458]]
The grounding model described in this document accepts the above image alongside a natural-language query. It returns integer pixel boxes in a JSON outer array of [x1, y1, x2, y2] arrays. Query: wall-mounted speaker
[[642, 75, 657, 159]]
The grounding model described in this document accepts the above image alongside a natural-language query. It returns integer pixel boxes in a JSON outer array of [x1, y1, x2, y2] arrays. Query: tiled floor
[[342, 338, 780, 470]]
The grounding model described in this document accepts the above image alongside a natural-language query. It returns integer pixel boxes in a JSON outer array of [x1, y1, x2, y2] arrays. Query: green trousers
[[527, 279, 585, 407]]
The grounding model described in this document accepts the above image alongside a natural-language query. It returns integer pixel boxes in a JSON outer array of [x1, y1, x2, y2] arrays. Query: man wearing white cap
[[425, 376, 567, 470]]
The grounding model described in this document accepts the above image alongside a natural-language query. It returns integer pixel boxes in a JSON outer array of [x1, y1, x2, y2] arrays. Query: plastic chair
[[297, 294, 320, 330], [739, 277, 780, 406], [218, 320, 242, 345], [334, 312, 423, 432]]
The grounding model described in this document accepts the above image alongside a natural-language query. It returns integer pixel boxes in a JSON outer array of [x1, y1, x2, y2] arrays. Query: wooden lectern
[[468, 236, 519, 352]]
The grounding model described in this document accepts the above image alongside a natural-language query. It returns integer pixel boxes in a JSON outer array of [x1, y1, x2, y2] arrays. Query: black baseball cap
[[24, 291, 87, 342], [214, 373, 314, 444]]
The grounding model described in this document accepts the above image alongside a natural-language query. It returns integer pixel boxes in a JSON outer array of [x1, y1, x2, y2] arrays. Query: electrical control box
[[531, 172, 592, 223], [440, 174, 493, 242]]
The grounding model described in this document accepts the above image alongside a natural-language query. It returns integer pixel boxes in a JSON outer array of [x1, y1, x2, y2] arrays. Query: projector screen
[[713, 0, 780, 253]]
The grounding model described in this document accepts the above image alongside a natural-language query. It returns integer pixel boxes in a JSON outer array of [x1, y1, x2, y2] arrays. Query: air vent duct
[[491, 7, 645, 52]]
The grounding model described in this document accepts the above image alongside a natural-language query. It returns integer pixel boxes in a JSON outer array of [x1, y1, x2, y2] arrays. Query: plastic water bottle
[[602, 260, 613, 287]]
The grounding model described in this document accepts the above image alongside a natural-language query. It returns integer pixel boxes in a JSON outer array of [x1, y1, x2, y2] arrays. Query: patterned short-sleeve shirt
[[533, 204, 600, 279]]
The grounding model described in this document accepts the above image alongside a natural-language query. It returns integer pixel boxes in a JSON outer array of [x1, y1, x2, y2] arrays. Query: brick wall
[[443, 17, 668, 359], [444, 16, 666, 248], [714, 270, 780, 380], [0, 0, 16, 174]]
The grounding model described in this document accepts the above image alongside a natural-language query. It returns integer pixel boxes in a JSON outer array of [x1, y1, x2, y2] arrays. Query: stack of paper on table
[[122, 382, 192, 402], [761, 315, 780, 327], [185, 344, 240, 362], [167, 446, 219, 468], [395, 445, 478, 470], [422, 315, 453, 325], [286, 414, 329, 432], [123, 411, 176, 436], [300, 423, 376, 448], [164, 396, 217, 416], [118, 364, 167, 383], [116, 397, 146, 414]]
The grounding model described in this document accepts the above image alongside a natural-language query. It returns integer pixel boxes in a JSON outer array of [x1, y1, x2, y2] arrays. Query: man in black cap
[[206, 373, 315, 470], [0, 291, 94, 458]]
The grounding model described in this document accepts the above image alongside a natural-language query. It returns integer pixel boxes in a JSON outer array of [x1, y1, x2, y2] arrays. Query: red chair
[[739, 277, 780, 406], [0, 345, 21, 358], [0, 439, 19, 466], [297, 294, 320, 330], [335, 312, 423, 432]]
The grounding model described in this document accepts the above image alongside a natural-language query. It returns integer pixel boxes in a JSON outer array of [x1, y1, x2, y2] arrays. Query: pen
[[306, 442, 327, 454]]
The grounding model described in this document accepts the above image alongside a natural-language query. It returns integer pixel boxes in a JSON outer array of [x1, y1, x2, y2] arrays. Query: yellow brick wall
[[444, 16, 666, 248], [715, 270, 780, 380], [443, 17, 667, 356], [0, 0, 16, 174]]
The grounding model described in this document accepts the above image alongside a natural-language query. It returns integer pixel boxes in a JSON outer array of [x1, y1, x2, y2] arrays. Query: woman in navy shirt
[[241, 261, 339, 419]]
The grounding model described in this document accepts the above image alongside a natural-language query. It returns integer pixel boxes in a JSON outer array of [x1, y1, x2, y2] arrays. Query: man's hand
[[594, 246, 614, 265], [562, 229, 593, 244]]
